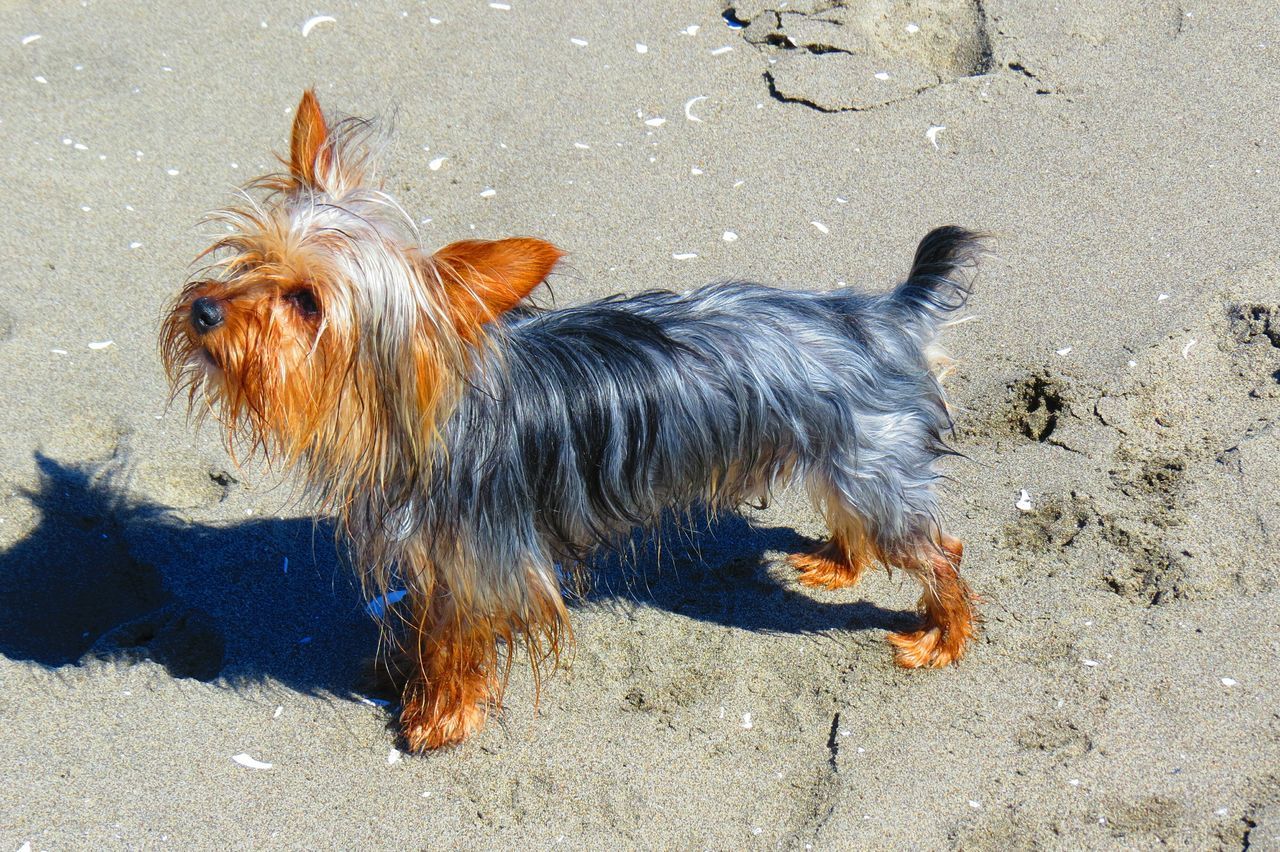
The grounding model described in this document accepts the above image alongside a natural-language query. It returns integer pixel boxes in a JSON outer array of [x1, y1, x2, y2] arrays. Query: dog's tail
[[890, 226, 986, 328]]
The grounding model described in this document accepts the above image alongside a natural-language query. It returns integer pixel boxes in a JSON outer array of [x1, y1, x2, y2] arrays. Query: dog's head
[[161, 91, 562, 488]]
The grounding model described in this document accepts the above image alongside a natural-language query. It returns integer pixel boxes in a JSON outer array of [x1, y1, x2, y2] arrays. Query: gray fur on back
[[392, 227, 983, 609]]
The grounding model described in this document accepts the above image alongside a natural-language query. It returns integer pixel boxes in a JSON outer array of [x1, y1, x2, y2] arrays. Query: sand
[[2, 0, 1278, 848]]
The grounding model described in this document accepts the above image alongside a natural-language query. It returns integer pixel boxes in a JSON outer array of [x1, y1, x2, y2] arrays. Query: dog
[[161, 91, 982, 751]]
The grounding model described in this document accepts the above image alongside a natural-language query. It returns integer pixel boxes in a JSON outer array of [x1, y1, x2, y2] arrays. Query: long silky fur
[[407, 231, 984, 615], [161, 95, 984, 747]]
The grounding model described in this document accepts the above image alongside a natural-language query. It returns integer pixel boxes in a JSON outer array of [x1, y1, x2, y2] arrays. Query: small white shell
[[232, 753, 273, 770], [300, 15, 335, 37], [683, 96, 707, 123], [926, 125, 946, 149], [644, 117, 666, 127], [1015, 489, 1033, 511], [428, 156, 447, 171], [672, 252, 698, 260], [88, 340, 114, 350], [635, 43, 648, 53], [811, 221, 829, 234]]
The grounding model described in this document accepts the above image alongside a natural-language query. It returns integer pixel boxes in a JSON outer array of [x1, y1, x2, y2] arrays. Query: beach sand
[[1, 1, 1278, 848]]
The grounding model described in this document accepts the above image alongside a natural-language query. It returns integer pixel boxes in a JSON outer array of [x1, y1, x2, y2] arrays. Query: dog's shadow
[[584, 515, 915, 636], [0, 455, 912, 697]]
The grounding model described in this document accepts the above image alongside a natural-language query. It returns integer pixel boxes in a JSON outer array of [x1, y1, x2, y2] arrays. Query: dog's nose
[[190, 297, 225, 334]]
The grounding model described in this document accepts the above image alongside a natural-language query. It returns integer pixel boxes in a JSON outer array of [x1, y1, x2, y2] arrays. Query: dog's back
[[430, 227, 984, 568]]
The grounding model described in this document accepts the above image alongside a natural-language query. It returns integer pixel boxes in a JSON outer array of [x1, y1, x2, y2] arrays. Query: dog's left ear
[[289, 89, 331, 187], [431, 238, 563, 328]]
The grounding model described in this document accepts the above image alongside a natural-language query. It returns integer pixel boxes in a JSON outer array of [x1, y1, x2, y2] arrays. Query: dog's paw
[[786, 543, 867, 590], [400, 696, 488, 751], [887, 618, 973, 669]]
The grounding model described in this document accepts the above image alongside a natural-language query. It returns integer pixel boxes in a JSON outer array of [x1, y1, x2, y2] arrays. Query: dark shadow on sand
[[0, 454, 374, 695], [584, 514, 917, 637], [0, 455, 913, 700]]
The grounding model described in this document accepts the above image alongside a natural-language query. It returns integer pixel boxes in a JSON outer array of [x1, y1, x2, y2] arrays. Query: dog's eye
[[286, 288, 321, 318]]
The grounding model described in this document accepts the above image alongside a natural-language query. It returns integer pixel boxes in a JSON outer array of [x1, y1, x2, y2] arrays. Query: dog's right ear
[[289, 89, 331, 187]]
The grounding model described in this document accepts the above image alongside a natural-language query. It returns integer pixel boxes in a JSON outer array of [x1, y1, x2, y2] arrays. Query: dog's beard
[[194, 347, 220, 375]]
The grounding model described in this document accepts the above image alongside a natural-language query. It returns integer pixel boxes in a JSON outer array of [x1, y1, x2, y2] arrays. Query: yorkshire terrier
[[162, 91, 983, 751]]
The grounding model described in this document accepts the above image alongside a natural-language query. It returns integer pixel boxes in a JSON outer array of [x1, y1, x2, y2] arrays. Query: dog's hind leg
[[885, 532, 976, 668], [787, 476, 881, 591], [795, 438, 976, 666]]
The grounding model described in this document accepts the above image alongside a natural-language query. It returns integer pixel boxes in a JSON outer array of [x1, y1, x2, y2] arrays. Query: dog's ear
[[431, 238, 563, 329], [289, 89, 331, 187]]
